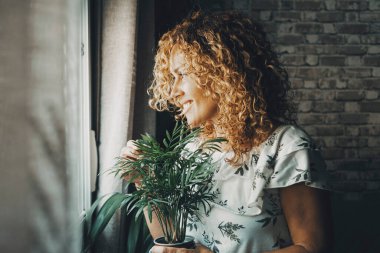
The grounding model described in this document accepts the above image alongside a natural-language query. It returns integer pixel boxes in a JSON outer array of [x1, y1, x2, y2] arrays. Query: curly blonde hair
[[148, 11, 296, 165]]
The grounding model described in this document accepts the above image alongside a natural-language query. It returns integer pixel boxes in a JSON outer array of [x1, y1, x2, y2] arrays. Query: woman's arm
[[264, 183, 333, 253], [144, 207, 164, 240]]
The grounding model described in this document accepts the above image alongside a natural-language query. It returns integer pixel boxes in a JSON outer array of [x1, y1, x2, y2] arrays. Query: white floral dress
[[186, 125, 330, 253]]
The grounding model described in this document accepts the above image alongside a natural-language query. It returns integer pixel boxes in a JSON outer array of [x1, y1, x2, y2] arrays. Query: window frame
[[78, 0, 92, 217]]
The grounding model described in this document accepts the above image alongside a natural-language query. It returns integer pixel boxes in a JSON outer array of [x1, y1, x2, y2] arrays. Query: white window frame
[[78, 0, 92, 217]]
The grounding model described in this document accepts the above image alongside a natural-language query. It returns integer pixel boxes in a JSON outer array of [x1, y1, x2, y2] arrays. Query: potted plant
[[84, 122, 225, 251]]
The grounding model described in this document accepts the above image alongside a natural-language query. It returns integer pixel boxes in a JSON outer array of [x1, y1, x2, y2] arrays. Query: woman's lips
[[180, 100, 193, 116]]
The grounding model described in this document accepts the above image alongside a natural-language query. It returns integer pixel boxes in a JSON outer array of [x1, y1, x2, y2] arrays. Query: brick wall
[[200, 0, 380, 193]]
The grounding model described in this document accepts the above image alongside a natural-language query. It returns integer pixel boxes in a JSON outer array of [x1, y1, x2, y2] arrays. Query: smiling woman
[[169, 46, 219, 128], [118, 10, 334, 253]]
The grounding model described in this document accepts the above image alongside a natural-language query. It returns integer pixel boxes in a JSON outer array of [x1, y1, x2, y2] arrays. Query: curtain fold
[[0, 0, 82, 252], [96, 0, 138, 251]]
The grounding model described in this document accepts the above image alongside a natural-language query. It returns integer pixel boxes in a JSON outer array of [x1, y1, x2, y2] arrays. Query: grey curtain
[[0, 0, 82, 252], [95, 0, 139, 251]]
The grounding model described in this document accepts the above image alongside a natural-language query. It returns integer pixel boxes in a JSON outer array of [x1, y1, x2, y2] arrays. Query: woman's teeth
[[183, 102, 191, 110], [181, 101, 192, 116]]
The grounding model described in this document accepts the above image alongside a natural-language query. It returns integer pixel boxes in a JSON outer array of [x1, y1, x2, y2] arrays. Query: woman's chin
[[186, 118, 200, 128]]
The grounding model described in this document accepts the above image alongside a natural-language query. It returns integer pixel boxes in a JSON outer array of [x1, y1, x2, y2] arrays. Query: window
[[78, 0, 92, 217]]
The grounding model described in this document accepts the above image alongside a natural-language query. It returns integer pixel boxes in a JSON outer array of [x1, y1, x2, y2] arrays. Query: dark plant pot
[[153, 235, 195, 249]]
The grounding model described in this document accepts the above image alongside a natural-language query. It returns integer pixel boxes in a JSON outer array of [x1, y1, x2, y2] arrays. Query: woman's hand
[[150, 243, 212, 253], [119, 140, 142, 187]]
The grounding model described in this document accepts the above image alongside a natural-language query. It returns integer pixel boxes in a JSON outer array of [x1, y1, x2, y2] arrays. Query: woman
[[122, 11, 333, 253]]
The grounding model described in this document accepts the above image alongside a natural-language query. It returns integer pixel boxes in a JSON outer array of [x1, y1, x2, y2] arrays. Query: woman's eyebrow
[[172, 67, 180, 73], [171, 66, 186, 75]]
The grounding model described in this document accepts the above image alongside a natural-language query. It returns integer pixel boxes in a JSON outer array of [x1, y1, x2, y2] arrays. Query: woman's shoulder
[[274, 124, 310, 142], [255, 124, 318, 158]]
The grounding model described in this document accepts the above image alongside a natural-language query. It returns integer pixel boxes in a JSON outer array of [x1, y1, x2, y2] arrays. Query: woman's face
[[169, 47, 218, 128]]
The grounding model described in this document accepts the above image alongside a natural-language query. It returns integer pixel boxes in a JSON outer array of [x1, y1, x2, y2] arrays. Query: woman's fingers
[[120, 140, 143, 185], [120, 140, 141, 160], [150, 246, 195, 253]]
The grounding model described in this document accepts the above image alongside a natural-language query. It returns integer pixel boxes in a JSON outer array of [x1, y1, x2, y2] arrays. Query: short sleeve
[[267, 148, 330, 189], [266, 128, 330, 190]]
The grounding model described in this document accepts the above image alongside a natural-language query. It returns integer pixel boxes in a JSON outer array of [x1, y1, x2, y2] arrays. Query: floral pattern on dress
[[202, 231, 222, 253], [186, 125, 330, 253], [218, 221, 245, 243]]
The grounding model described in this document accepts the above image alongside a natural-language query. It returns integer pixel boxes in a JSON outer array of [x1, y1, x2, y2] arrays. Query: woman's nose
[[170, 78, 184, 99]]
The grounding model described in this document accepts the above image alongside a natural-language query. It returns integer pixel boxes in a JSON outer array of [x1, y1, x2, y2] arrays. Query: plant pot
[[153, 235, 195, 249]]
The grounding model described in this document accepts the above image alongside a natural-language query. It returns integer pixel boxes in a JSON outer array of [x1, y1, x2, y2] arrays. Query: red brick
[[359, 126, 380, 136], [320, 56, 346, 66], [316, 11, 345, 22], [312, 102, 345, 112], [322, 148, 345, 159], [347, 56, 362, 66], [346, 34, 361, 44], [368, 46, 380, 54], [252, 0, 279, 10], [294, 0, 324, 10], [297, 113, 326, 125], [302, 12, 317, 21], [339, 113, 369, 124], [286, 67, 297, 78], [280, 55, 305, 66], [358, 148, 380, 158], [295, 67, 322, 78], [359, 12, 380, 22], [361, 35, 380, 44], [368, 137, 380, 147], [336, 0, 369, 10], [315, 125, 345, 136], [336, 137, 367, 148], [360, 102, 380, 112], [336, 24, 369, 34], [297, 101, 313, 112], [344, 102, 360, 112], [369, 113, 380, 124], [318, 79, 336, 89], [369, 1, 380, 10], [273, 11, 301, 21], [318, 34, 345, 44], [280, 0, 294, 9], [368, 160, 380, 170], [365, 79, 380, 89], [290, 78, 304, 88], [295, 23, 324, 33], [345, 12, 359, 22], [336, 160, 372, 171], [262, 23, 277, 33], [336, 91, 365, 101], [345, 126, 359, 136], [363, 56, 380, 67], [337, 45, 367, 55], [296, 45, 323, 54], [325, 114, 340, 124], [366, 181, 380, 191], [276, 34, 305, 45], [305, 55, 319, 65], [343, 68, 372, 78], [331, 170, 380, 181], [260, 11, 272, 21], [370, 24, 380, 33], [333, 181, 366, 191], [365, 90, 378, 100]]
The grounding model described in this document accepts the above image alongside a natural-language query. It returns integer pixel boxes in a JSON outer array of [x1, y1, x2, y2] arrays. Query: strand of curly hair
[[148, 11, 296, 165]]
